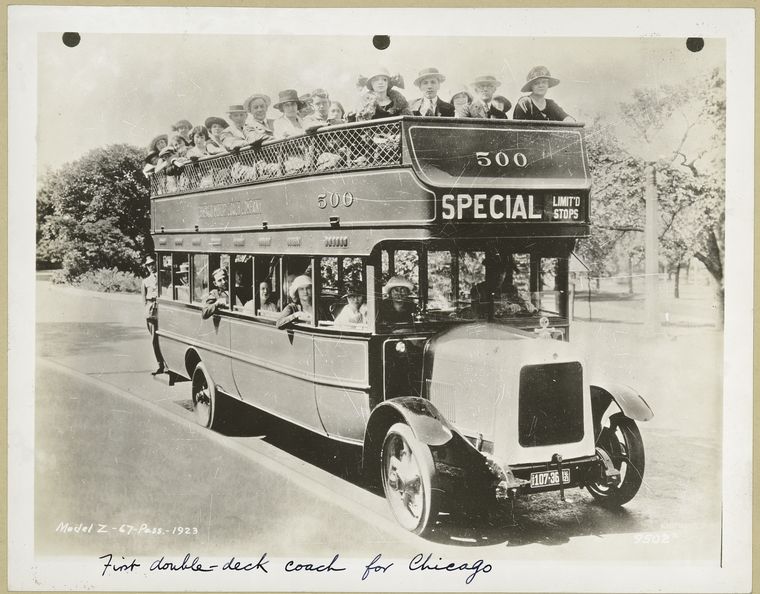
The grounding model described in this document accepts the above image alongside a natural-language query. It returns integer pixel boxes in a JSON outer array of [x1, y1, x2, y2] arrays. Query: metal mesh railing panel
[[149, 121, 402, 197]]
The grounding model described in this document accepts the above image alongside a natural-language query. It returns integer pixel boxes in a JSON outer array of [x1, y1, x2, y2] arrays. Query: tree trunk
[[674, 263, 681, 299], [627, 254, 634, 294], [694, 229, 724, 328]]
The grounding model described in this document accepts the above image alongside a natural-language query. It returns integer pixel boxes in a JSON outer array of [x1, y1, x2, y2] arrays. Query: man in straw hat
[[219, 105, 249, 151], [468, 75, 509, 119], [142, 256, 167, 375], [201, 267, 230, 320], [409, 67, 455, 117], [242, 93, 275, 145], [513, 66, 574, 122]]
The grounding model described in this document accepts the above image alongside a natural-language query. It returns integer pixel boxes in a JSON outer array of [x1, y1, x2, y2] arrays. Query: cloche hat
[[521, 65, 560, 93], [274, 89, 305, 111], [204, 116, 228, 130], [470, 75, 502, 89], [243, 93, 272, 113], [173, 119, 192, 130], [144, 256, 156, 266], [341, 280, 366, 299], [449, 85, 473, 103], [362, 68, 405, 91], [288, 275, 312, 299], [383, 275, 414, 295], [414, 67, 446, 87]]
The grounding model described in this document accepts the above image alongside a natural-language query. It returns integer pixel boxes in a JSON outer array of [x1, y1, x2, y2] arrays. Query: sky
[[37, 33, 725, 171]]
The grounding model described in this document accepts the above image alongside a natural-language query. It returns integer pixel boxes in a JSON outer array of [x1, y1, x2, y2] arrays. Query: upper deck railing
[[150, 119, 404, 197]]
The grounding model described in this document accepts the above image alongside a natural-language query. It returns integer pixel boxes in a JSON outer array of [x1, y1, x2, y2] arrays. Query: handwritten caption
[[99, 552, 492, 584]]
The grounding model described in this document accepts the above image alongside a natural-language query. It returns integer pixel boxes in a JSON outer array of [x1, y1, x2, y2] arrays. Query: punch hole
[[62, 32, 81, 48], [373, 35, 390, 50], [686, 37, 704, 52]]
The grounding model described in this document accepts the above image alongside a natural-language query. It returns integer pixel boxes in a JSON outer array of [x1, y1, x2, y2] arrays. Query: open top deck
[[150, 117, 591, 255]]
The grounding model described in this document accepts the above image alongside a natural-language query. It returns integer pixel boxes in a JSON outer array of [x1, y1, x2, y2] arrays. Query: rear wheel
[[587, 414, 645, 507], [191, 363, 221, 430], [380, 422, 442, 536]]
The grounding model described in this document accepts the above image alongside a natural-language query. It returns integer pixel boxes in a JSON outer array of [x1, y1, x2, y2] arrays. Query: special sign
[[441, 193, 584, 222]]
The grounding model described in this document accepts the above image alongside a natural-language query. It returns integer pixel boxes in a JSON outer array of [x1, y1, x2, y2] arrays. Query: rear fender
[[590, 383, 653, 440]]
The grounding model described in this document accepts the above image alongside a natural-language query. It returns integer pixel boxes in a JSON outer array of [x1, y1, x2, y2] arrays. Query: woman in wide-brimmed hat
[[203, 117, 229, 155], [333, 280, 368, 326], [272, 89, 306, 140], [243, 93, 275, 144], [378, 275, 416, 325], [348, 68, 411, 122], [276, 274, 330, 329], [149, 134, 168, 154], [513, 66, 574, 122]]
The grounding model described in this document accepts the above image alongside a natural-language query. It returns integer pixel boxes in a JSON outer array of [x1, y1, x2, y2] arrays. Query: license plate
[[530, 468, 571, 488]]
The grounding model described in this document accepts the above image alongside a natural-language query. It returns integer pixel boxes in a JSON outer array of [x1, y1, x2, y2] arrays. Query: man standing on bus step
[[142, 256, 167, 375], [410, 68, 454, 117], [202, 268, 230, 320]]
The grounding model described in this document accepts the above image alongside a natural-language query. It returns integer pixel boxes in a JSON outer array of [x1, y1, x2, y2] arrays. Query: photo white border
[[8, 6, 754, 591]]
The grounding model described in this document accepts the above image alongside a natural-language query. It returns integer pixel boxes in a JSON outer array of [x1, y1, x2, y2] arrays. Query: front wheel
[[380, 423, 442, 536], [587, 414, 645, 507]]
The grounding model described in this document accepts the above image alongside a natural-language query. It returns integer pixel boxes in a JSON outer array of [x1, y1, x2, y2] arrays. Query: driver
[[378, 276, 416, 325], [470, 253, 537, 318]]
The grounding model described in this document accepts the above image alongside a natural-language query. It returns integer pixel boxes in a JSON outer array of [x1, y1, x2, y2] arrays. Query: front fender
[[590, 383, 653, 440]]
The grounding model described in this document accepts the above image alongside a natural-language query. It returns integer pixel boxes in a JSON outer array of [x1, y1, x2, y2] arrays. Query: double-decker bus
[[150, 116, 653, 536]]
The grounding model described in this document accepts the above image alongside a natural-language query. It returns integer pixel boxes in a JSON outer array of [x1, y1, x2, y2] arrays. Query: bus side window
[[192, 254, 209, 303], [281, 255, 311, 309], [158, 254, 172, 298], [232, 255, 254, 311], [329, 257, 369, 329], [173, 253, 190, 302]]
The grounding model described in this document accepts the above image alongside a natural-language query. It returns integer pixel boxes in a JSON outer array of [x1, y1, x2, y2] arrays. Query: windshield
[[379, 241, 569, 325]]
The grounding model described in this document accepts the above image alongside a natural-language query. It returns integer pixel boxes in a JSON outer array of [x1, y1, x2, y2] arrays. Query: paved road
[[34, 279, 723, 561]]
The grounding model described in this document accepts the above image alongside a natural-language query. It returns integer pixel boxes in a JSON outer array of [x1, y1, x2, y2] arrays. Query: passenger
[[272, 89, 306, 140], [468, 75, 508, 119], [298, 93, 315, 119], [513, 66, 574, 122], [409, 68, 455, 117], [142, 150, 159, 178], [378, 276, 416, 325], [171, 119, 193, 146], [349, 68, 411, 120], [185, 125, 211, 159], [219, 105, 249, 151], [327, 101, 346, 125], [276, 275, 330, 329], [203, 117, 230, 155], [334, 281, 368, 326], [242, 93, 275, 145], [449, 85, 475, 118], [470, 253, 537, 317], [307, 89, 331, 124], [142, 256, 166, 375], [201, 267, 230, 320], [259, 281, 279, 312], [149, 134, 169, 154], [491, 95, 513, 118]]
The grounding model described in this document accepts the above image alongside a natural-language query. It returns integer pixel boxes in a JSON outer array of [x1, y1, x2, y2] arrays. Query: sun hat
[[288, 274, 312, 299], [149, 134, 168, 153], [274, 89, 305, 112], [173, 119, 192, 131], [414, 67, 446, 87], [144, 256, 156, 266], [243, 93, 272, 113], [521, 65, 560, 93], [383, 275, 414, 296], [449, 85, 473, 104], [204, 116, 228, 130], [470, 75, 502, 89], [227, 104, 247, 115], [364, 68, 405, 91], [341, 280, 366, 299]]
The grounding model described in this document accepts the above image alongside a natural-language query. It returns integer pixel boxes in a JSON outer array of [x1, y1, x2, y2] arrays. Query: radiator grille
[[518, 362, 584, 447]]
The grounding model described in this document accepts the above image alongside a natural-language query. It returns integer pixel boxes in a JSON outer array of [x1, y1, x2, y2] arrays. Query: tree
[[37, 144, 153, 280]]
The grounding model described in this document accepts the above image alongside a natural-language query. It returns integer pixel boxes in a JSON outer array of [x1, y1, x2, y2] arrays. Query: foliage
[[37, 144, 153, 281], [74, 268, 143, 293]]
